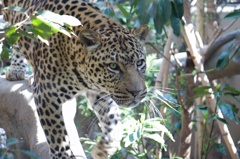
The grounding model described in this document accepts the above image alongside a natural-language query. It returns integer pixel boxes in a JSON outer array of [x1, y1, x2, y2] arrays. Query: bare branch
[[145, 42, 176, 68], [204, 30, 240, 62]]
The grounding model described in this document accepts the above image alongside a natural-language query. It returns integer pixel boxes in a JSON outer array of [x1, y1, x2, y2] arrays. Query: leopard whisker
[[146, 92, 180, 114], [148, 99, 163, 119], [148, 87, 177, 95]]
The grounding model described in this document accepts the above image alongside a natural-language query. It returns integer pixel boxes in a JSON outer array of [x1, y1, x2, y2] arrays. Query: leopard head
[[80, 25, 149, 107]]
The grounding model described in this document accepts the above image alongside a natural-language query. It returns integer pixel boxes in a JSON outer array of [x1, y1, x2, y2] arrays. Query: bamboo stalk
[[182, 24, 239, 159], [156, 28, 174, 117], [152, 28, 174, 159], [194, 98, 203, 159]]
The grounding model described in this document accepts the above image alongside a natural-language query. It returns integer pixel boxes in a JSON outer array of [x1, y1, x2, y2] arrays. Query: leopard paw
[[6, 68, 25, 81], [91, 145, 109, 159]]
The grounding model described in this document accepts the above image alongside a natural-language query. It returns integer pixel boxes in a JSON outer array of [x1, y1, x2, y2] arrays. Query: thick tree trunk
[[178, 53, 195, 158], [177, 1, 195, 158]]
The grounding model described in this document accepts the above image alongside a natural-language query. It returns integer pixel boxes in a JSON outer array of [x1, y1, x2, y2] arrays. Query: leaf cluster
[[105, 0, 183, 36], [0, 6, 81, 63], [0, 138, 41, 159]]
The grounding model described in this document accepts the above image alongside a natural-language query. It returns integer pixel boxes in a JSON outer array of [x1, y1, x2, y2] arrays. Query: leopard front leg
[[34, 84, 87, 159], [87, 92, 123, 159], [6, 46, 27, 81]]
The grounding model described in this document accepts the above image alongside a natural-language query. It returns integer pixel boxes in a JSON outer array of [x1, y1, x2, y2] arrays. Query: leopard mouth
[[111, 90, 147, 108], [113, 97, 142, 108]]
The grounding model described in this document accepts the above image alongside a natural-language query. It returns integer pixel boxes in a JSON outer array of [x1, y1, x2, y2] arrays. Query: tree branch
[[204, 30, 240, 63], [182, 23, 239, 159]]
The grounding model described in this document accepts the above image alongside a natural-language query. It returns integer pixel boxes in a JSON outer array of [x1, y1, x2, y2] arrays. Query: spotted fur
[[3, 0, 148, 158], [5, 46, 27, 80]]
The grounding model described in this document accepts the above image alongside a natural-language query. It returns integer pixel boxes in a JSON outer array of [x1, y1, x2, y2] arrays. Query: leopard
[[2, 0, 149, 158]]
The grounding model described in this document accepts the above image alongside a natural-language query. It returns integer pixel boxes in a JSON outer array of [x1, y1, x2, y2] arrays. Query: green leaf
[[153, 1, 163, 34], [36, 10, 81, 26], [163, 93, 178, 104], [215, 116, 228, 125], [5, 26, 20, 45], [6, 138, 19, 147], [218, 102, 237, 123], [35, 15, 72, 37], [31, 16, 57, 39], [143, 118, 174, 141], [171, 15, 180, 36], [214, 143, 226, 155], [174, 121, 181, 130], [223, 86, 240, 96], [143, 133, 165, 145], [136, 124, 141, 139], [173, 0, 184, 19], [136, 0, 151, 24], [130, 0, 139, 13], [216, 51, 229, 70], [103, 8, 115, 17], [128, 133, 134, 142], [4, 6, 26, 13], [143, 117, 166, 125], [192, 70, 197, 75], [61, 15, 82, 26], [1, 45, 10, 63], [170, 1, 182, 36], [116, 3, 130, 18], [194, 86, 213, 92], [160, 0, 172, 24], [231, 104, 239, 115], [224, 9, 240, 19], [123, 123, 142, 147], [20, 150, 42, 159], [18, 30, 36, 40], [198, 106, 209, 119], [144, 125, 166, 132], [193, 86, 212, 98]]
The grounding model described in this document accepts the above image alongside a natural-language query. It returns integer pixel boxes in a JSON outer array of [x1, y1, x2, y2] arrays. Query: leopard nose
[[126, 89, 141, 97]]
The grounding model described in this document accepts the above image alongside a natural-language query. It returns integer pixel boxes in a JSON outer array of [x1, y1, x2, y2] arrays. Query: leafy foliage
[[0, 6, 81, 63], [216, 41, 240, 70], [0, 138, 41, 159], [192, 83, 240, 158], [105, 0, 183, 36]]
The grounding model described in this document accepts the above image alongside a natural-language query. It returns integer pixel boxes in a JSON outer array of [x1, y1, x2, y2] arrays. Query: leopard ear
[[80, 30, 101, 51], [132, 25, 149, 41]]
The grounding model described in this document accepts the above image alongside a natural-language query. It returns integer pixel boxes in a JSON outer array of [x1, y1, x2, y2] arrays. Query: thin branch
[[204, 19, 238, 60], [177, 73, 194, 79], [145, 42, 176, 68], [222, 18, 238, 32], [175, 69, 184, 108], [162, 26, 168, 39], [0, 37, 6, 43], [204, 30, 240, 63], [171, 51, 184, 68]]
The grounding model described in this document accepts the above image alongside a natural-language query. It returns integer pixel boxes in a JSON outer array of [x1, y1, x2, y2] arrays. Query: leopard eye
[[136, 59, 145, 68], [108, 63, 120, 72]]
